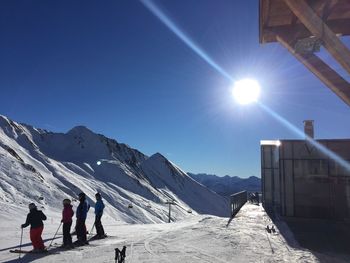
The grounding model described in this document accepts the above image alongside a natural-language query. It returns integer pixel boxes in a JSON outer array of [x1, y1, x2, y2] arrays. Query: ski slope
[[1, 204, 340, 263]]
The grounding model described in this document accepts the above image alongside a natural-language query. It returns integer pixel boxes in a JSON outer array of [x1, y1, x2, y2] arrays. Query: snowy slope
[[141, 153, 228, 216], [0, 204, 337, 263], [0, 115, 229, 225]]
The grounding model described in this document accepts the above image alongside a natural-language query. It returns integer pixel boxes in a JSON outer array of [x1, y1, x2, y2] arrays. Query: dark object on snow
[[266, 225, 271, 233], [266, 225, 276, 234], [271, 225, 276, 233], [115, 246, 126, 263]]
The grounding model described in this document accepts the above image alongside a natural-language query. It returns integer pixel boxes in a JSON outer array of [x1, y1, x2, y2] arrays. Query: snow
[[0, 203, 335, 263]]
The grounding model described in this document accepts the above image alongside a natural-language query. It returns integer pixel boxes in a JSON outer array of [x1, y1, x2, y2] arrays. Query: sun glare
[[232, 78, 261, 105]]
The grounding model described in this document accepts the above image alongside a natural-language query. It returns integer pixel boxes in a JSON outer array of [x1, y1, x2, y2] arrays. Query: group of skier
[[21, 191, 106, 252]]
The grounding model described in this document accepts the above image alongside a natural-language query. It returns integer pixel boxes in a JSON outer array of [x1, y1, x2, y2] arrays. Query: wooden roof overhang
[[259, 0, 350, 106]]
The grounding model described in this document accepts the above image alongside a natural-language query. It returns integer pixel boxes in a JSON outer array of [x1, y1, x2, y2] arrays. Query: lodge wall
[[261, 139, 350, 219]]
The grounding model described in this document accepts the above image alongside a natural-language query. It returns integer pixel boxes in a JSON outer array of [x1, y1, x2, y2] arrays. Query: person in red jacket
[[61, 199, 74, 248], [21, 203, 47, 252]]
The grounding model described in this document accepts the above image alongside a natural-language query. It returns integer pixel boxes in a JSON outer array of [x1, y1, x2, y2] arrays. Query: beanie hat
[[78, 192, 86, 200], [28, 203, 36, 210], [63, 199, 71, 205]]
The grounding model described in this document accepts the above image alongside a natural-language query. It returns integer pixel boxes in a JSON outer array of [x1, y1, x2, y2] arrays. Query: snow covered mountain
[[188, 173, 261, 197], [0, 115, 229, 224]]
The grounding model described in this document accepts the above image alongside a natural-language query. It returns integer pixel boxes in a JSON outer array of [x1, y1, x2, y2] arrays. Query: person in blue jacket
[[94, 192, 105, 239], [74, 192, 90, 245]]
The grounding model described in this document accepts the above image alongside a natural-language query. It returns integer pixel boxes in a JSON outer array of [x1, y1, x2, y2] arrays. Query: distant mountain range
[[188, 173, 261, 197], [0, 115, 229, 224]]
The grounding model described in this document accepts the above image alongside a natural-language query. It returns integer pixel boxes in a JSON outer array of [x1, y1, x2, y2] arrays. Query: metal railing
[[230, 191, 247, 217]]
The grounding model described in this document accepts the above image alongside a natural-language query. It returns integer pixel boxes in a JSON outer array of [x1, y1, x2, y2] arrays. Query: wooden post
[[283, 0, 350, 74]]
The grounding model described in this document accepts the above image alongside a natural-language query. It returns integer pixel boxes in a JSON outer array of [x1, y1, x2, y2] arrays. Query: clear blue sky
[[1, 0, 350, 178]]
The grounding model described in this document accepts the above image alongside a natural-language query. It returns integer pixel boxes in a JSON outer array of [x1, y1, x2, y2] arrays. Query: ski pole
[[19, 227, 23, 259], [88, 222, 95, 239], [48, 222, 62, 249]]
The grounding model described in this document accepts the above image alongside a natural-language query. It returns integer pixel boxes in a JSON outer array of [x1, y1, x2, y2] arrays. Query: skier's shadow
[[2, 246, 61, 263]]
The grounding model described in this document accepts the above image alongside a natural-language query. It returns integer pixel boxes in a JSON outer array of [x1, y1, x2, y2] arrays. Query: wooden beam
[[308, 0, 328, 18], [259, 0, 270, 43], [277, 34, 350, 107], [261, 19, 350, 43], [283, 0, 350, 74], [262, 0, 270, 27], [322, 0, 339, 20]]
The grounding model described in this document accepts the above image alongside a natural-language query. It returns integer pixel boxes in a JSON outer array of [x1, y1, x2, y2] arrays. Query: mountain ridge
[[188, 173, 261, 197], [0, 115, 229, 224]]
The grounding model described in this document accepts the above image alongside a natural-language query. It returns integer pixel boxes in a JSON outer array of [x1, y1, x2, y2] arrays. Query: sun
[[231, 78, 261, 105]]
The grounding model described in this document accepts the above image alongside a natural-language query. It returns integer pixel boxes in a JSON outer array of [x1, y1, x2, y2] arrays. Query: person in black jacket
[[74, 192, 90, 246], [21, 203, 47, 252]]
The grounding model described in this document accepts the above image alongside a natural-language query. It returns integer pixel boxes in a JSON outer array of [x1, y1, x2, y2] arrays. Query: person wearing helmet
[[74, 192, 90, 246], [61, 199, 74, 248], [21, 203, 47, 252], [94, 192, 105, 239]]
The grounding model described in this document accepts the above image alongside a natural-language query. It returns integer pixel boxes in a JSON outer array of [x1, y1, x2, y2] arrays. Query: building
[[261, 123, 350, 219]]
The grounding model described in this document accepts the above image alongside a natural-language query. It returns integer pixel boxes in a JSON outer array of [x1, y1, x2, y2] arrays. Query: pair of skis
[[9, 242, 84, 254], [88, 233, 108, 241], [9, 249, 48, 254]]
